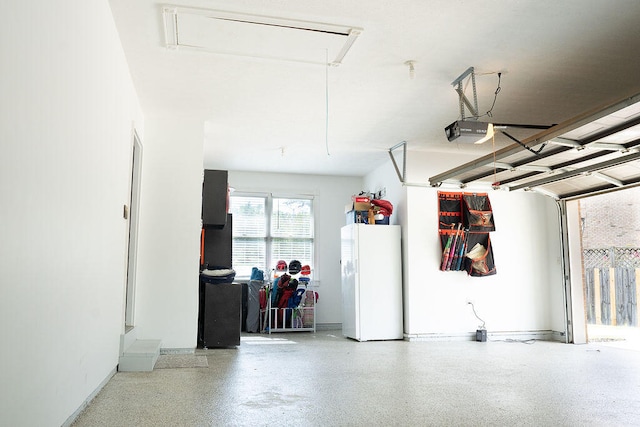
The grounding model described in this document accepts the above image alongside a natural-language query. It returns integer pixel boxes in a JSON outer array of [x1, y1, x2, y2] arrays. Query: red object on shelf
[[371, 199, 393, 216], [352, 195, 371, 203]]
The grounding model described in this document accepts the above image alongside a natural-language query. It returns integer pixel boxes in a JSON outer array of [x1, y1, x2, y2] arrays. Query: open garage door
[[429, 92, 640, 201], [579, 189, 640, 350]]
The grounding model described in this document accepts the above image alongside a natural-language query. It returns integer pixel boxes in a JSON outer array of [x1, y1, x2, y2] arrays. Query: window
[[229, 194, 314, 279], [228, 195, 267, 278]]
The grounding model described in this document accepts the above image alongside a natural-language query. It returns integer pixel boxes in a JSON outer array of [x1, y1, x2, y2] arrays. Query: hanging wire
[[501, 131, 547, 156], [468, 302, 486, 329], [485, 72, 501, 118], [325, 49, 330, 156], [492, 130, 498, 186], [459, 71, 501, 120], [472, 72, 502, 120]]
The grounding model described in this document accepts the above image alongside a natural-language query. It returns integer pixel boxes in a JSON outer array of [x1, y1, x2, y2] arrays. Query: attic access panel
[[162, 6, 362, 66], [429, 93, 640, 200]]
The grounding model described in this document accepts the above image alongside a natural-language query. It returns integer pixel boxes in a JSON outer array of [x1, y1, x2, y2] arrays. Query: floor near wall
[[72, 330, 640, 426]]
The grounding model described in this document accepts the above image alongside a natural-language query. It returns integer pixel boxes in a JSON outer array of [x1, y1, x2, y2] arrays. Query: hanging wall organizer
[[438, 191, 496, 276]]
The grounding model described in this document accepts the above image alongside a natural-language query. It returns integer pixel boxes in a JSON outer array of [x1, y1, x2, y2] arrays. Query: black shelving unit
[[202, 169, 228, 227], [202, 282, 241, 348]]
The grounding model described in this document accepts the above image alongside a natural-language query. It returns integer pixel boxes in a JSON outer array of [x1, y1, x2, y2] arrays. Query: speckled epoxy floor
[[72, 331, 640, 426]]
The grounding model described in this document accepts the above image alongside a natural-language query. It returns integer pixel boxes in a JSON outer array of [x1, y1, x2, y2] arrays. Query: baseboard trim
[[160, 347, 195, 355], [404, 330, 561, 343], [316, 323, 341, 331], [62, 367, 116, 427], [550, 330, 567, 342], [404, 332, 472, 342]]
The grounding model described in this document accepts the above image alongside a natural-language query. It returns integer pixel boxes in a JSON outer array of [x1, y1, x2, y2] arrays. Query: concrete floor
[[72, 331, 640, 426]]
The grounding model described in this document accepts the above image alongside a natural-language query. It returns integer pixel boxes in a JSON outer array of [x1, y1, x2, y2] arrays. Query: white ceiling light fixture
[[161, 5, 363, 66], [404, 60, 416, 79]]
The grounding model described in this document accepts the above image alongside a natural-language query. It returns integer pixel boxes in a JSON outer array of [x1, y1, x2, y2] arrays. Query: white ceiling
[[108, 0, 640, 177]]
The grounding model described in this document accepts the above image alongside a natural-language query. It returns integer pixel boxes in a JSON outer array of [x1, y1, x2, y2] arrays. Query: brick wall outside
[[579, 187, 640, 249]]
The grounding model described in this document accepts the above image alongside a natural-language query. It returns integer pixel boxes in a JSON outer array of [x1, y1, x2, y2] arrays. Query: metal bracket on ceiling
[[527, 187, 559, 200], [388, 141, 437, 188], [590, 172, 624, 187], [388, 141, 407, 183], [452, 67, 479, 120]]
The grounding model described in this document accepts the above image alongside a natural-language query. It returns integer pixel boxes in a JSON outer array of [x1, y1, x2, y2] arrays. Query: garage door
[[429, 92, 640, 201]]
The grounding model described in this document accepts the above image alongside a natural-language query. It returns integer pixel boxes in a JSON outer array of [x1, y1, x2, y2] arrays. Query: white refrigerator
[[341, 224, 403, 341]]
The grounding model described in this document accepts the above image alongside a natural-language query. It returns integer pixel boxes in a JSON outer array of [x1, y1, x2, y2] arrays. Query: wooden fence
[[583, 248, 640, 326]]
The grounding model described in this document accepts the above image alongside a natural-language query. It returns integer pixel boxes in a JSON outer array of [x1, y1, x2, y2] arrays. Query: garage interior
[[3, 1, 640, 426]]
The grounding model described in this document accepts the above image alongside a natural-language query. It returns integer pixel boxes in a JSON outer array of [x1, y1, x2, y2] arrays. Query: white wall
[[133, 117, 204, 348], [228, 171, 363, 325], [364, 150, 566, 340], [0, 1, 143, 425]]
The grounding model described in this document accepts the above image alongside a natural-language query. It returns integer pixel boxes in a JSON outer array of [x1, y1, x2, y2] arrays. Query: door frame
[[562, 199, 588, 344], [125, 129, 143, 328]]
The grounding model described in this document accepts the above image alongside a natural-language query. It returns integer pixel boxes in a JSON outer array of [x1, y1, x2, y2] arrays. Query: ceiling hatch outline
[[162, 5, 363, 66]]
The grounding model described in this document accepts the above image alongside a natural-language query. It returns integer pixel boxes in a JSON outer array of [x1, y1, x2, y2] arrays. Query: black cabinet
[[202, 169, 228, 227], [202, 282, 242, 348], [202, 214, 232, 269], [199, 169, 237, 348]]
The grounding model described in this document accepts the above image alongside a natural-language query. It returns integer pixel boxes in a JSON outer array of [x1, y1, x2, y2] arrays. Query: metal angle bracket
[[388, 141, 461, 188], [451, 66, 479, 120], [388, 141, 407, 183]]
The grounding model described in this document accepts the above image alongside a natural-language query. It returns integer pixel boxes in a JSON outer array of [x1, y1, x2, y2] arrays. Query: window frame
[[229, 191, 315, 280]]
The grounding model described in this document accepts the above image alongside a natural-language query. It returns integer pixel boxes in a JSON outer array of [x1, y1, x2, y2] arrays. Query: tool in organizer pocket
[[445, 224, 463, 271], [440, 223, 460, 271], [462, 193, 494, 231]]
